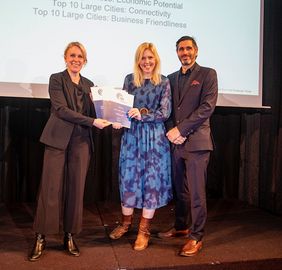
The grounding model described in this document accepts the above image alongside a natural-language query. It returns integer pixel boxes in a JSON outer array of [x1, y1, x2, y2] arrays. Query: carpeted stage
[[1, 200, 282, 270]]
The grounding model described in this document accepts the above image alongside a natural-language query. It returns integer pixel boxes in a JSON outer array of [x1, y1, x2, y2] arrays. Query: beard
[[181, 59, 190, 66], [179, 54, 197, 68], [178, 54, 191, 66]]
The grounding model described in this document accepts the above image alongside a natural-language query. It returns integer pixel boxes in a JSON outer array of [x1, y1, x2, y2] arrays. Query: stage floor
[[1, 200, 282, 270]]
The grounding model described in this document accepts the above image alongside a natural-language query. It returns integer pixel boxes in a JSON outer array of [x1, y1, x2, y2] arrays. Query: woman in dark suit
[[28, 41, 110, 261]]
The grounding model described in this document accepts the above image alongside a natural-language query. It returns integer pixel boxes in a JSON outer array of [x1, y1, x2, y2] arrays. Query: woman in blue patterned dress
[[109, 42, 172, 251]]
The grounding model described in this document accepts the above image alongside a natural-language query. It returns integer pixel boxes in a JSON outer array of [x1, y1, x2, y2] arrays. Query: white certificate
[[91, 86, 134, 128]]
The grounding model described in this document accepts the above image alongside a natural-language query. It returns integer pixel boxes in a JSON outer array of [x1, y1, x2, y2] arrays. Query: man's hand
[[166, 127, 187, 144], [173, 135, 187, 145]]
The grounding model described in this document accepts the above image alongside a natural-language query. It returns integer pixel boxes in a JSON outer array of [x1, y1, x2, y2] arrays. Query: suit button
[[177, 120, 180, 123], [177, 107, 180, 110]]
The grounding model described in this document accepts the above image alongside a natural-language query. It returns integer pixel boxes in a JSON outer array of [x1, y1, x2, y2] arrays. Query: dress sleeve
[[141, 78, 172, 123], [122, 75, 130, 92]]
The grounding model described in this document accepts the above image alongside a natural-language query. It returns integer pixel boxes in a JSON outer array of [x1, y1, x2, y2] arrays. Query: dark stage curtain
[[0, 97, 122, 203], [258, 0, 282, 214], [0, 0, 281, 214]]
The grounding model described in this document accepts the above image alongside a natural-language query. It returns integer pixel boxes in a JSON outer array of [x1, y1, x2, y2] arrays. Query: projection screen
[[0, 0, 264, 107]]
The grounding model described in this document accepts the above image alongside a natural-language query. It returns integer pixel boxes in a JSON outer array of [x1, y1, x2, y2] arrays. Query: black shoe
[[28, 233, 46, 262], [64, 233, 80, 257]]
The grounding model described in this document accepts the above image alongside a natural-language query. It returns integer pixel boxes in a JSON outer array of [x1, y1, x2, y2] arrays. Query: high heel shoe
[[28, 233, 46, 261], [64, 232, 80, 257]]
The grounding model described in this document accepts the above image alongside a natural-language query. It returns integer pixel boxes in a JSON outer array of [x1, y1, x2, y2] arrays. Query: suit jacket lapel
[[174, 72, 181, 106], [62, 70, 76, 111], [178, 63, 200, 105]]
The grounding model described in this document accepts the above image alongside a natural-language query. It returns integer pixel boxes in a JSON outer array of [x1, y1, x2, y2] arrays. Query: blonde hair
[[133, 42, 161, 87], [64, 41, 88, 64]]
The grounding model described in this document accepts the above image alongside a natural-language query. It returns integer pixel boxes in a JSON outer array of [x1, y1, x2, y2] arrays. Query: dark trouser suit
[[172, 147, 210, 241], [33, 134, 91, 235]]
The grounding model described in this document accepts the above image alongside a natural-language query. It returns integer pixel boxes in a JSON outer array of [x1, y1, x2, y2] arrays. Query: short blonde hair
[[64, 41, 88, 64], [133, 42, 161, 87]]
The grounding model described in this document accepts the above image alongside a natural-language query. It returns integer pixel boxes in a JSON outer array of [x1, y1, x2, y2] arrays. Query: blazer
[[166, 63, 218, 152], [40, 70, 95, 150]]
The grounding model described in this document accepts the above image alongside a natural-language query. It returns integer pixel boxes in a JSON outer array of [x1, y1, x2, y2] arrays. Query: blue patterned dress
[[119, 74, 172, 209]]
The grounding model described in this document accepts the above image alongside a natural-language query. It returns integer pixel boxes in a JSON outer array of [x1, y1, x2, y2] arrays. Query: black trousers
[[172, 148, 210, 241], [33, 135, 91, 235]]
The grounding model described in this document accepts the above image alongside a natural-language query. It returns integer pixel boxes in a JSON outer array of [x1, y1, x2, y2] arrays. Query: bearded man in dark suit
[[158, 36, 218, 256]]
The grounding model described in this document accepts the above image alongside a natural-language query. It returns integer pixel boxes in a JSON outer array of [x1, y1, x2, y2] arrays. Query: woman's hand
[[93, 119, 111, 129], [127, 108, 141, 121]]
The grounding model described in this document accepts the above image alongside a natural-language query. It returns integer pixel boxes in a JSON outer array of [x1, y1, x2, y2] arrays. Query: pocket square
[[191, 80, 200, 86]]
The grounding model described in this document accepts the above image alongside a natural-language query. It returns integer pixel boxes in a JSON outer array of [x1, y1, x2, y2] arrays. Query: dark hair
[[176, 36, 198, 50]]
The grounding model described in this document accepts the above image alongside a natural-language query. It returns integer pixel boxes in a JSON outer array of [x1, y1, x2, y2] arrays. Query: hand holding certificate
[[91, 86, 134, 128]]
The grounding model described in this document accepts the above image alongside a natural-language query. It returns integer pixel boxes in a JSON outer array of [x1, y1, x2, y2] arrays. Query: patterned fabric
[[119, 74, 172, 209]]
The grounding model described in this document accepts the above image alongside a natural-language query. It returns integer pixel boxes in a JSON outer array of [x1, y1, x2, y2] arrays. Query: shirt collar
[[180, 63, 196, 75]]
